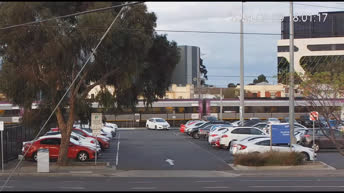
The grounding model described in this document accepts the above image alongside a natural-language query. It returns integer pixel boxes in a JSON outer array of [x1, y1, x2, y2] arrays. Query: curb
[[228, 161, 336, 171]]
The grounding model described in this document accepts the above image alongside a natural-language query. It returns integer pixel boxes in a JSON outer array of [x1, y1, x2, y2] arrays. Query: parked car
[[267, 118, 280, 124], [300, 128, 344, 152], [185, 121, 207, 135], [146, 118, 170, 130], [50, 128, 110, 150], [219, 127, 268, 149], [180, 120, 198, 133], [208, 126, 230, 145], [294, 128, 309, 144], [243, 119, 262, 127], [22, 137, 97, 162], [198, 123, 232, 140], [230, 135, 270, 148], [230, 137, 316, 161], [189, 121, 230, 139], [103, 122, 117, 137], [251, 122, 268, 130], [40, 132, 101, 153], [202, 116, 218, 122]]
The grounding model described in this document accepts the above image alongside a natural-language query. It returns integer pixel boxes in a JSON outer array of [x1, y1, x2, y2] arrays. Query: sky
[[146, 1, 344, 87]]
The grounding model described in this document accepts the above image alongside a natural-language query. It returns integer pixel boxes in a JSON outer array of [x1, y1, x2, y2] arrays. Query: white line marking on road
[[203, 186, 228, 189], [131, 187, 156, 190], [0, 186, 13, 189], [195, 181, 217, 183], [165, 159, 174, 166], [59, 187, 85, 190], [251, 186, 344, 188], [116, 133, 120, 167]]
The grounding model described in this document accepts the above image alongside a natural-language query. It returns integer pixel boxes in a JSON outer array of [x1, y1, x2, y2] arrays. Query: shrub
[[233, 151, 305, 166]]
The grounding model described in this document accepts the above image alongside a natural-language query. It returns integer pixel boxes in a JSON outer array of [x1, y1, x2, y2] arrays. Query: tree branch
[[77, 68, 119, 99]]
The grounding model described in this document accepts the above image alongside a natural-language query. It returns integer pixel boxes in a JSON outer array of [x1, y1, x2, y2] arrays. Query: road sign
[[271, 123, 290, 144], [91, 113, 102, 136], [309, 111, 319, 121]]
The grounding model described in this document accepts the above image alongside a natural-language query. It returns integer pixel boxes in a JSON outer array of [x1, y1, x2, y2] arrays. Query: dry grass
[[233, 151, 305, 166]]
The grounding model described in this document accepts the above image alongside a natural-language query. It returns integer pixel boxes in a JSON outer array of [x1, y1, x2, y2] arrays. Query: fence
[[0, 124, 36, 168]]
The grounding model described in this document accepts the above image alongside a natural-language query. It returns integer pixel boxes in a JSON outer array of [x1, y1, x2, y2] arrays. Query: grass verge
[[233, 151, 306, 166]]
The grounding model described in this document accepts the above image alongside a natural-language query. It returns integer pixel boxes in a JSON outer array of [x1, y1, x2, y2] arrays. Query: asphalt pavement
[[116, 128, 232, 170], [2, 176, 344, 191]]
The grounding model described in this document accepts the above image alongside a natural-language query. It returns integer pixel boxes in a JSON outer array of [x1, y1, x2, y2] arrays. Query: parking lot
[[96, 127, 344, 170]]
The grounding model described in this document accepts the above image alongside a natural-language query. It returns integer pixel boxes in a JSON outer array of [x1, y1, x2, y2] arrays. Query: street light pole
[[289, 1, 296, 147], [220, 87, 223, 121], [240, 1, 245, 126]]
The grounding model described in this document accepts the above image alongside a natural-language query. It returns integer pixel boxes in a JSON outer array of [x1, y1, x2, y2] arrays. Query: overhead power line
[[0, 1, 144, 30]]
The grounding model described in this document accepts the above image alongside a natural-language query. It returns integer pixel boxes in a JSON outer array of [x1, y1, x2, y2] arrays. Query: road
[[2, 176, 344, 191], [99, 127, 344, 170], [115, 128, 232, 170]]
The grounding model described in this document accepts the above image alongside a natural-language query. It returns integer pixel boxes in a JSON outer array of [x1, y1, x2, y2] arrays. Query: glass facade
[[281, 12, 344, 39]]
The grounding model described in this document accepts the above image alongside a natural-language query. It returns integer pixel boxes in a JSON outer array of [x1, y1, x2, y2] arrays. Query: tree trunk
[[56, 96, 75, 166]]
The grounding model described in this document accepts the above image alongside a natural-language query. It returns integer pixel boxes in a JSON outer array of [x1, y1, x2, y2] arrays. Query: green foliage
[[252, 74, 268, 84], [0, 2, 179, 117], [233, 151, 305, 166]]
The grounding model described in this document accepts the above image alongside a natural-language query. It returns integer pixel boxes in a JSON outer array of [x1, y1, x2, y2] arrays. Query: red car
[[22, 137, 96, 162], [51, 128, 110, 150]]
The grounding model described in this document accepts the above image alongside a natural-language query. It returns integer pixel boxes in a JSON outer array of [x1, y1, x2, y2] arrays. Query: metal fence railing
[[0, 124, 35, 168]]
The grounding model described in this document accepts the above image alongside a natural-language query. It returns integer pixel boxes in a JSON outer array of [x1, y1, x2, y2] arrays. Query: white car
[[267, 118, 280, 124], [208, 126, 230, 144], [231, 120, 242, 127], [219, 127, 268, 149], [146, 118, 170, 130], [185, 121, 207, 134], [230, 137, 316, 161]]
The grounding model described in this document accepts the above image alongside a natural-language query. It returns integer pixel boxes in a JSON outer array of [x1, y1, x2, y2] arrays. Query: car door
[[271, 143, 290, 152], [39, 138, 60, 158], [231, 128, 251, 142], [254, 139, 271, 153]]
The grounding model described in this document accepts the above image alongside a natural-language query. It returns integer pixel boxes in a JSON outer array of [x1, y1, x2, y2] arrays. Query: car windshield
[[155, 119, 166, 122]]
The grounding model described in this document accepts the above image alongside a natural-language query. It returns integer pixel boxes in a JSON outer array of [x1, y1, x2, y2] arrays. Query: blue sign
[[271, 124, 290, 144]]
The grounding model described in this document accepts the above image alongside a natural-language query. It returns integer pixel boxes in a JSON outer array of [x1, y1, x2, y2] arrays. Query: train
[[2, 98, 343, 127]]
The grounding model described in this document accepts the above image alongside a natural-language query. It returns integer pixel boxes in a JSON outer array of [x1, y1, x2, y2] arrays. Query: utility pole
[[220, 87, 223, 121], [289, 1, 296, 147], [240, 1, 245, 126]]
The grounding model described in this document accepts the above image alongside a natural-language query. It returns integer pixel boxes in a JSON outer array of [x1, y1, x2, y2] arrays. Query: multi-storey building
[[277, 11, 344, 84]]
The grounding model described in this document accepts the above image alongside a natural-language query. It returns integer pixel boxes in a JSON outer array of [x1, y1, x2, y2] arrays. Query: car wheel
[[312, 143, 320, 152], [32, 152, 38, 162], [301, 152, 310, 161], [155, 125, 157, 130], [192, 132, 200, 139], [77, 151, 89, 162]]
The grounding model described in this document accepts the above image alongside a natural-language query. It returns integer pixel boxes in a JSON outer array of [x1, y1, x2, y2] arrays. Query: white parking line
[[116, 133, 120, 167]]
